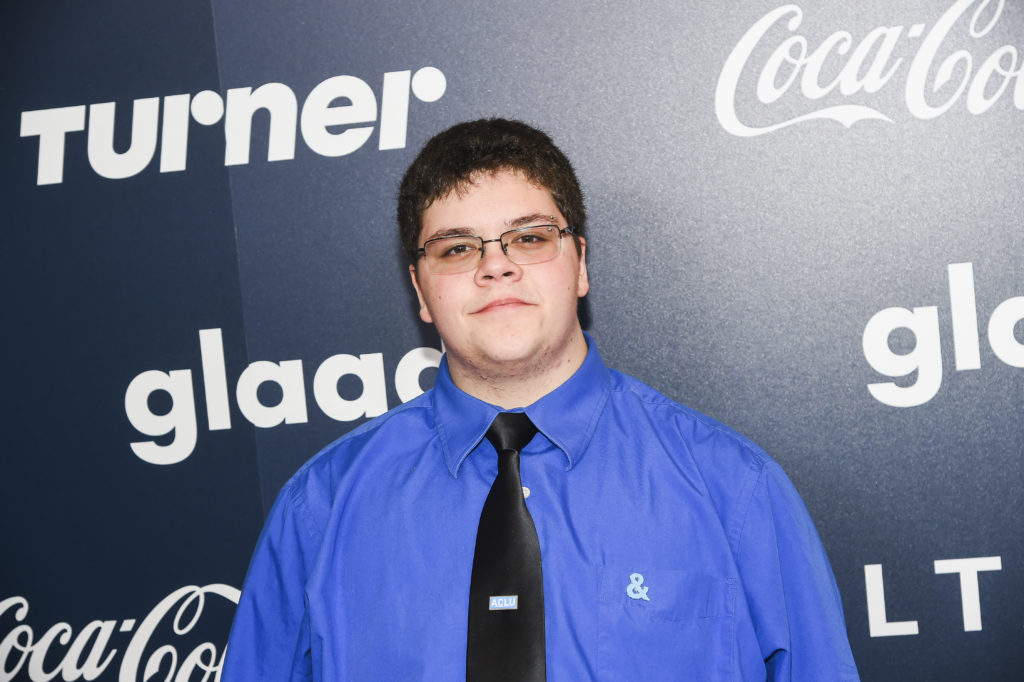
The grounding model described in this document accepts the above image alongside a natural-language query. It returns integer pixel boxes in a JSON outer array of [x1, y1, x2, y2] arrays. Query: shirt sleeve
[[221, 480, 323, 682], [734, 459, 860, 681]]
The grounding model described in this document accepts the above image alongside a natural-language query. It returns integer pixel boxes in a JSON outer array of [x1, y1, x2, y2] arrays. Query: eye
[[509, 227, 554, 248], [435, 238, 478, 259]]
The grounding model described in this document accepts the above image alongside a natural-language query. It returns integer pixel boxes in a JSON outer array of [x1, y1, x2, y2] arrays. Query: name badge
[[488, 595, 518, 610]]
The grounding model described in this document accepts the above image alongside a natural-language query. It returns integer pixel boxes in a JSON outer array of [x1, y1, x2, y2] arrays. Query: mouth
[[474, 297, 530, 314]]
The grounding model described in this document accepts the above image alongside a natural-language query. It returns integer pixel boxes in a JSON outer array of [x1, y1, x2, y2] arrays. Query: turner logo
[[124, 329, 442, 465], [716, 0, 1023, 136], [862, 263, 1024, 407], [19, 66, 446, 185]]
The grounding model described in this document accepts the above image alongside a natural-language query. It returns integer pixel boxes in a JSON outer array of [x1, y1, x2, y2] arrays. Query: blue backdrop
[[4, 1, 1022, 679]]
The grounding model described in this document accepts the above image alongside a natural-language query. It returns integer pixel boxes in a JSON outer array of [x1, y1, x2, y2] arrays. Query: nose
[[475, 238, 521, 281]]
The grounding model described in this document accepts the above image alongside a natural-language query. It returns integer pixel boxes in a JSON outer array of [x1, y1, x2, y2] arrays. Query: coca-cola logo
[[0, 584, 238, 682], [716, 0, 1022, 136]]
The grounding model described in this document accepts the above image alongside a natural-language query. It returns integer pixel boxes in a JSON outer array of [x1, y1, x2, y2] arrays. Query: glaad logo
[[19, 66, 446, 185], [716, 0, 1023, 136], [124, 329, 442, 465], [862, 263, 1024, 407], [0, 584, 238, 682]]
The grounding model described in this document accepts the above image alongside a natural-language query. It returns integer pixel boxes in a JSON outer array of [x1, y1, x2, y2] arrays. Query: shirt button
[[522, 486, 531, 499]]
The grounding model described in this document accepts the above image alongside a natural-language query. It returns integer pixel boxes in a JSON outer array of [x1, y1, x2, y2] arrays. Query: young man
[[222, 119, 860, 680]]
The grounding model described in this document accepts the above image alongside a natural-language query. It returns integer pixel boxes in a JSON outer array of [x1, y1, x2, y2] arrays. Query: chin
[[480, 341, 542, 366]]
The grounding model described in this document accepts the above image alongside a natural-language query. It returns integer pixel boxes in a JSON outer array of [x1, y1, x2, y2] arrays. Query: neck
[[447, 329, 588, 409]]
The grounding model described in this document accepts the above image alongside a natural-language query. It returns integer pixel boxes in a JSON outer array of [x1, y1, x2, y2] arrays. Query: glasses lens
[[503, 226, 561, 265], [423, 236, 481, 273]]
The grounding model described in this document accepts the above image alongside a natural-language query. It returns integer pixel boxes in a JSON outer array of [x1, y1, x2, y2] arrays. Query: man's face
[[410, 170, 589, 383]]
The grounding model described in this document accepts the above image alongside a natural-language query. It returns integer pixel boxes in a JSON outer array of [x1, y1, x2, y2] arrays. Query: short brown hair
[[397, 118, 585, 262]]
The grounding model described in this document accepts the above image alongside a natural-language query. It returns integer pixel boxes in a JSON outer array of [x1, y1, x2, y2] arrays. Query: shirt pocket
[[595, 565, 736, 681]]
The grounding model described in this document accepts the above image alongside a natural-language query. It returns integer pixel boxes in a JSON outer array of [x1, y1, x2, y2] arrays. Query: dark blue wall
[[4, 1, 1021, 679]]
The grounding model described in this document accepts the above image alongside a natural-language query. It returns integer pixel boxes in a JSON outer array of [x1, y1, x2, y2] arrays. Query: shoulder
[[602, 367, 777, 525], [605, 367, 771, 468], [274, 390, 437, 527]]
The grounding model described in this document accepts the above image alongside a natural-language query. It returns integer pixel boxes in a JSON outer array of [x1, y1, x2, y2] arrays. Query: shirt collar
[[432, 332, 611, 478]]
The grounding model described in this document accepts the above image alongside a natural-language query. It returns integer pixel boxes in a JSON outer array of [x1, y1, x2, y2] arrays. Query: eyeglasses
[[416, 223, 575, 275]]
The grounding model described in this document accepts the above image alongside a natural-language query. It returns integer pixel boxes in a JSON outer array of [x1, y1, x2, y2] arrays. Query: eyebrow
[[507, 213, 557, 228], [424, 227, 476, 241], [424, 214, 557, 242]]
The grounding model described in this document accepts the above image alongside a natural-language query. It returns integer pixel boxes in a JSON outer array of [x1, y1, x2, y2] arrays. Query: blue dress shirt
[[222, 336, 859, 680]]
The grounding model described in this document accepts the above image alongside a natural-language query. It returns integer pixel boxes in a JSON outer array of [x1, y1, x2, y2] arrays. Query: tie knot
[[485, 412, 538, 454]]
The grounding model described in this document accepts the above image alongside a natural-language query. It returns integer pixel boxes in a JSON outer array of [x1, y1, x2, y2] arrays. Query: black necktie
[[467, 412, 546, 681]]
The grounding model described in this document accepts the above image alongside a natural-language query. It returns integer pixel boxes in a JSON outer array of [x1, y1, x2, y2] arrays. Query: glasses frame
[[415, 224, 576, 274]]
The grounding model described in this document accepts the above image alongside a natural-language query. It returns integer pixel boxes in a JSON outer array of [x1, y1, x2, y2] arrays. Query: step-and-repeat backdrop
[[4, 0, 1021, 679]]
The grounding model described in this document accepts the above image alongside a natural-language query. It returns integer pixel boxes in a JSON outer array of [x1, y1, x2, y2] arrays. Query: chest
[[304, 449, 744, 680]]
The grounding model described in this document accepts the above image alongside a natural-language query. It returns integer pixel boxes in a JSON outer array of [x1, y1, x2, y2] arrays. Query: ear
[[575, 237, 590, 298], [409, 264, 434, 324]]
